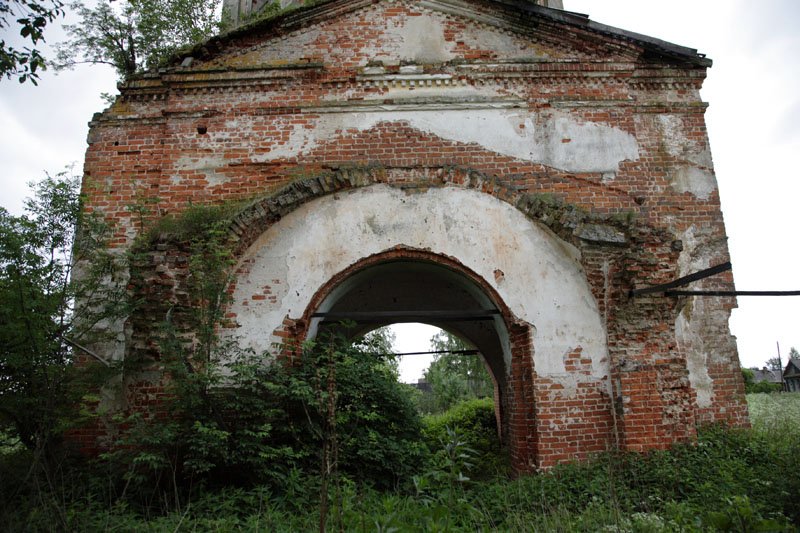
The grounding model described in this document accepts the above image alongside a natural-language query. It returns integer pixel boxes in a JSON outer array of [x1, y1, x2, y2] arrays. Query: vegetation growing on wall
[[0, 171, 127, 458], [2, 177, 798, 531]]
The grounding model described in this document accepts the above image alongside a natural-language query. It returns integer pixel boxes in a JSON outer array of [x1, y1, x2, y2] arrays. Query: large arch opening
[[303, 255, 513, 442], [226, 183, 611, 470], [309, 259, 510, 384]]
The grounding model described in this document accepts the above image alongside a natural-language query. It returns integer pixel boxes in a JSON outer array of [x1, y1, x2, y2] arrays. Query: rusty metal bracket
[[665, 289, 800, 297], [631, 261, 800, 297], [631, 261, 732, 297]]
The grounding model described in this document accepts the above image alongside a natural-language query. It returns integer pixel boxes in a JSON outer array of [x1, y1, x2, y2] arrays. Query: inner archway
[[306, 257, 512, 441], [309, 259, 511, 383], [391, 324, 494, 401]]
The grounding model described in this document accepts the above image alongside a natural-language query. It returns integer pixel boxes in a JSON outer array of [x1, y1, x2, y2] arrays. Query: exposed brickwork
[[78, 0, 748, 472], [533, 348, 615, 468]]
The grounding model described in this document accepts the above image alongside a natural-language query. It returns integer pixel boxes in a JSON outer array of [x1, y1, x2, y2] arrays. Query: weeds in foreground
[[2, 394, 799, 531]]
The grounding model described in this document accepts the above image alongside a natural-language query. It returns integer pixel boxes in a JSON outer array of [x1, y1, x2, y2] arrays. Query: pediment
[[172, 0, 707, 73]]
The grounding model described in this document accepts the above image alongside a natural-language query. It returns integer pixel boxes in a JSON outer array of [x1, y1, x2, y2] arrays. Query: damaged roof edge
[[166, 0, 711, 72], [168, 0, 377, 67], [584, 16, 711, 67], [493, 0, 712, 67]]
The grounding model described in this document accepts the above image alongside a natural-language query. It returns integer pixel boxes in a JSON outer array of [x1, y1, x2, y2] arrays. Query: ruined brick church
[[80, 0, 748, 471]]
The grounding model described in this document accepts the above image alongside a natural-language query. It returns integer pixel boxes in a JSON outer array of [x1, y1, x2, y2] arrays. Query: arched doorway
[[226, 184, 611, 471], [304, 255, 513, 443]]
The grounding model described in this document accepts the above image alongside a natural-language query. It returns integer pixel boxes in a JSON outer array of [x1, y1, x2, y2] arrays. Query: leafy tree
[[423, 331, 493, 413], [789, 347, 799, 361], [0, 171, 126, 456], [741, 368, 780, 394], [356, 325, 399, 378], [0, 0, 64, 84], [766, 357, 783, 372], [55, 0, 221, 81]]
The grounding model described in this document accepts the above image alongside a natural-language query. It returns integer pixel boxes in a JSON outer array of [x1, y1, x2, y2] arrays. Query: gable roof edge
[[484, 0, 711, 67], [167, 0, 711, 71]]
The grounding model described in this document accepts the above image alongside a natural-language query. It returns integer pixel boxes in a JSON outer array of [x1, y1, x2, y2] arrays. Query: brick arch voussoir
[[224, 165, 555, 259], [297, 246, 526, 337], [220, 164, 667, 318]]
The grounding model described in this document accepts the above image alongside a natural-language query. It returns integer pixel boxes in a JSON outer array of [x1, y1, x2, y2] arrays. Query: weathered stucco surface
[[230, 185, 608, 381], [237, 109, 640, 174], [675, 224, 739, 411]]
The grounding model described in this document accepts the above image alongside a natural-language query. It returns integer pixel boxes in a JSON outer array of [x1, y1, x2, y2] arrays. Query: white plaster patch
[[656, 115, 713, 168], [656, 115, 718, 200], [669, 165, 717, 200], [676, 225, 705, 277], [460, 24, 547, 58], [657, 115, 686, 158], [537, 114, 639, 173], [173, 155, 228, 186], [256, 109, 638, 174], [674, 224, 729, 408], [685, 148, 713, 169], [376, 13, 456, 64], [229, 185, 609, 380], [676, 304, 713, 408]]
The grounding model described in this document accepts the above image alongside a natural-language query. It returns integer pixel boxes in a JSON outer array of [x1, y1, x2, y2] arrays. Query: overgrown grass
[[747, 392, 800, 446], [3, 394, 799, 531]]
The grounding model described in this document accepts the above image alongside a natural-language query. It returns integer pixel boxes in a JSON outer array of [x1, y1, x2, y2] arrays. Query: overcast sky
[[1, 1, 798, 382]]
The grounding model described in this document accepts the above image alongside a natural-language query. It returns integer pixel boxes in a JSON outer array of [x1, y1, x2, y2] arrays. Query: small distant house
[[784, 358, 800, 392], [750, 367, 782, 385]]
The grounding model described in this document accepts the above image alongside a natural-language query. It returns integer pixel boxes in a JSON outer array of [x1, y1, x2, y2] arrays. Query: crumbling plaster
[[675, 224, 738, 409], [229, 184, 609, 384], [210, 8, 561, 68], [262, 108, 638, 173], [178, 108, 640, 181], [74, 0, 750, 467], [654, 114, 717, 200]]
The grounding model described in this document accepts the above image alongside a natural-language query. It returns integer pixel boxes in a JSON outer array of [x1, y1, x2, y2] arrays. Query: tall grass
[[747, 392, 800, 445], [3, 393, 799, 531]]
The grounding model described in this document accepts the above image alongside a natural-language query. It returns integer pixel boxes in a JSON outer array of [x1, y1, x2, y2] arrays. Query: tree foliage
[[111, 327, 423, 506], [0, 0, 64, 84], [765, 356, 783, 372], [0, 172, 126, 454], [55, 0, 221, 81], [355, 325, 399, 378], [422, 331, 494, 413], [741, 368, 781, 394]]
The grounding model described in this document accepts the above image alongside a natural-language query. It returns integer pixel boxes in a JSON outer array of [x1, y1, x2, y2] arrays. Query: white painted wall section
[[254, 109, 639, 174], [228, 185, 609, 380]]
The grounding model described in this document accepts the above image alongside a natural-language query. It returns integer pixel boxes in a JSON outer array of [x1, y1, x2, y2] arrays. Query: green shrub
[[422, 398, 506, 479], [105, 333, 426, 507], [4, 370, 800, 530]]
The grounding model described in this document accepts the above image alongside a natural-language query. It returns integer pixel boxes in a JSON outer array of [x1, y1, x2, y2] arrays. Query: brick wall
[[78, 0, 748, 472]]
